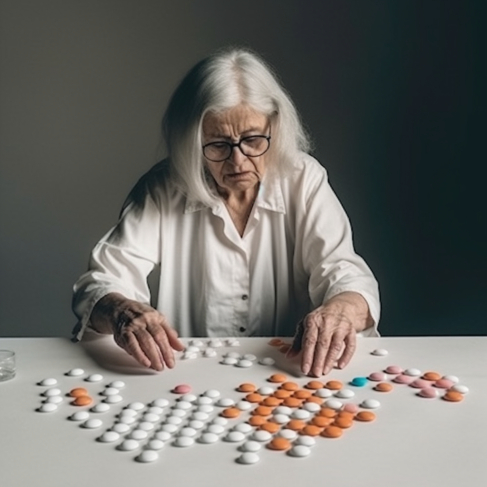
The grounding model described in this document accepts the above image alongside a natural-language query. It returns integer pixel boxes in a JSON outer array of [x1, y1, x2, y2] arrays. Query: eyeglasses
[[202, 134, 271, 162]]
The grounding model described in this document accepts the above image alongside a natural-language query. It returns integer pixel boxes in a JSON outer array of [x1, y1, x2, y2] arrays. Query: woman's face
[[202, 105, 270, 197]]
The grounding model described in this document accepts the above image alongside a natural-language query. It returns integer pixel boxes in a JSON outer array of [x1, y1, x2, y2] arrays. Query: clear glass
[[203, 135, 271, 162], [0, 350, 16, 382]]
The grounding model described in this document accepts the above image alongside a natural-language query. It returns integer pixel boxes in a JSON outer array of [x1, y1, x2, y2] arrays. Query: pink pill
[[173, 384, 192, 394], [418, 388, 439, 398], [393, 374, 415, 385], [384, 365, 403, 375], [342, 403, 360, 414], [434, 379, 454, 389], [368, 372, 387, 382], [410, 379, 431, 389]]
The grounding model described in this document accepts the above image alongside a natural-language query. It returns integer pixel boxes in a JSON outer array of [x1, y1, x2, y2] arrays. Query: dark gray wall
[[1, 1, 485, 337]]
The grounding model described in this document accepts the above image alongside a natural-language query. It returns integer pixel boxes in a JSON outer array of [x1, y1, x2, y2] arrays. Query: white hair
[[162, 47, 312, 205]]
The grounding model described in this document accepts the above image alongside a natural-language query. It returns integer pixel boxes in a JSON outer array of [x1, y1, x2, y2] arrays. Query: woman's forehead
[[202, 105, 268, 137]]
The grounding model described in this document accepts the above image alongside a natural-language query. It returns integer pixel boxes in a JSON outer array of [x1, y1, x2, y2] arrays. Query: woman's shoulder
[[282, 152, 329, 191]]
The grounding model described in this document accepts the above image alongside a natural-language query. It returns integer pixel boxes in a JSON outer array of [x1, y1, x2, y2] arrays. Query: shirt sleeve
[[296, 158, 381, 334], [71, 184, 162, 341]]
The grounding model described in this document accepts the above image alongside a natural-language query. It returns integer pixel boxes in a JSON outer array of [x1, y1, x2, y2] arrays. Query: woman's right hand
[[90, 293, 185, 371]]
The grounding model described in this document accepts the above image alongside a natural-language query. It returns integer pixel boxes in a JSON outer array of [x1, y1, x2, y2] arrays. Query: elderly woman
[[72, 48, 380, 377]]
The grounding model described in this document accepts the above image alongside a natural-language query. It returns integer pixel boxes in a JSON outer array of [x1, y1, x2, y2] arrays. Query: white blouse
[[72, 153, 380, 340]]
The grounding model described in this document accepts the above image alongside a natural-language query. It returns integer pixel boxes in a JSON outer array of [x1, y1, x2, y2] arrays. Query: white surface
[[0, 336, 486, 487]]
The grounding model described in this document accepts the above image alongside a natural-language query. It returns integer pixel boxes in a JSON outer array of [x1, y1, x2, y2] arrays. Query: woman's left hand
[[288, 292, 372, 376]]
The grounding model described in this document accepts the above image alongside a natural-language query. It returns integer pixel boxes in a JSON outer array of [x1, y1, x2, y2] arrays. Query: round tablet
[[111, 423, 130, 434], [325, 380, 343, 390], [126, 402, 145, 411], [384, 365, 403, 374], [203, 389, 221, 399], [188, 420, 205, 430], [442, 375, 459, 384], [443, 391, 464, 402], [350, 377, 368, 387], [186, 345, 200, 353], [98, 431, 120, 443], [295, 435, 316, 447], [165, 415, 183, 425], [171, 409, 186, 418], [73, 396, 93, 407], [161, 423, 178, 434], [224, 431, 246, 442], [66, 368, 84, 377], [222, 407, 240, 419], [44, 396, 63, 404], [181, 352, 197, 360], [101, 387, 119, 396], [237, 452, 259, 465], [147, 440, 164, 450], [154, 431, 171, 441], [91, 403, 110, 413], [43, 388, 62, 397], [314, 388, 333, 399], [241, 440, 261, 452], [355, 411, 376, 422], [410, 379, 431, 389], [104, 395, 123, 404], [302, 402, 321, 413], [324, 399, 343, 410], [216, 398, 235, 407], [204, 348, 217, 358], [257, 386, 275, 396], [289, 445, 311, 457], [173, 384, 192, 394], [137, 422, 155, 431], [192, 411, 209, 421], [274, 406, 292, 416], [335, 388, 355, 399], [374, 383, 393, 393], [226, 338, 240, 346], [371, 348, 389, 356], [209, 339, 223, 348], [179, 427, 197, 437], [211, 417, 228, 426], [450, 384, 469, 394], [39, 378, 57, 386], [291, 409, 311, 420], [422, 371, 441, 381], [261, 396, 281, 407], [404, 368, 421, 377], [118, 415, 136, 425], [293, 389, 312, 400], [174, 436, 194, 447], [418, 388, 439, 398], [147, 406, 164, 415], [268, 437, 291, 451], [221, 357, 237, 366], [321, 426, 343, 438], [108, 380, 125, 389], [176, 400, 193, 411], [434, 379, 454, 389], [199, 432, 219, 444], [272, 413, 291, 424], [368, 372, 387, 382], [242, 353, 256, 361], [268, 373, 287, 383], [236, 401, 252, 411], [251, 430, 272, 442], [233, 422, 253, 434], [238, 383, 256, 393], [311, 416, 333, 428], [118, 439, 139, 451], [342, 403, 360, 413], [197, 404, 214, 414], [151, 398, 169, 408], [333, 416, 353, 429], [318, 407, 337, 418], [206, 424, 225, 435], [259, 357, 275, 366], [85, 374, 103, 382], [82, 419, 103, 429], [360, 399, 381, 409], [190, 339, 205, 347], [278, 428, 297, 440], [393, 374, 415, 384], [38, 403, 58, 413]]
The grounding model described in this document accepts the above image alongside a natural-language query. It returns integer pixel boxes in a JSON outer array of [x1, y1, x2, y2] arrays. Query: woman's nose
[[227, 145, 247, 165]]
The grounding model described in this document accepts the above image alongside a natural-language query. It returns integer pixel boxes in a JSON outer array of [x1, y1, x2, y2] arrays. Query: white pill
[[221, 357, 238, 365], [175, 401, 192, 410], [204, 389, 221, 399], [371, 349, 389, 356], [197, 405, 214, 414], [38, 403, 58, 413], [233, 423, 253, 434], [274, 406, 293, 416], [251, 430, 272, 442], [101, 387, 119, 396], [154, 431, 171, 441], [179, 427, 197, 437], [257, 386, 275, 396], [335, 389, 355, 399], [199, 432, 219, 444], [241, 440, 261, 452], [136, 450, 159, 463], [147, 406, 164, 415], [209, 339, 223, 348], [226, 338, 240, 347], [204, 348, 217, 358], [165, 416, 183, 425], [188, 420, 205, 430], [142, 413, 160, 423], [196, 396, 213, 405], [39, 378, 57, 386], [192, 411, 209, 421], [151, 398, 169, 408], [236, 359, 253, 368], [137, 421, 155, 431], [450, 384, 469, 394], [108, 380, 125, 389], [211, 417, 228, 426], [186, 345, 200, 353], [272, 413, 290, 424], [289, 445, 311, 457], [242, 354, 257, 361], [314, 388, 333, 398], [182, 352, 197, 360], [225, 431, 246, 443], [91, 403, 110, 413], [148, 439, 165, 450], [43, 388, 61, 397], [259, 357, 275, 366], [206, 424, 225, 435], [111, 423, 130, 434], [85, 374, 103, 382], [236, 401, 252, 411], [225, 351, 241, 359], [171, 409, 187, 418], [66, 368, 84, 377], [127, 402, 145, 411], [129, 429, 148, 440], [161, 424, 178, 434], [179, 394, 197, 404], [70, 411, 90, 421], [189, 339, 205, 347], [174, 436, 194, 447], [295, 435, 316, 447], [302, 402, 321, 413], [82, 419, 103, 429], [360, 399, 381, 409], [238, 452, 259, 465], [98, 431, 120, 443], [278, 429, 297, 440], [118, 416, 136, 425], [44, 396, 63, 404], [404, 368, 422, 377], [291, 409, 310, 420], [324, 399, 343, 410], [216, 398, 235, 407], [120, 408, 138, 417], [442, 375, 459, 384], [119, 439, 139, 451], [104, 395, 123, 404]]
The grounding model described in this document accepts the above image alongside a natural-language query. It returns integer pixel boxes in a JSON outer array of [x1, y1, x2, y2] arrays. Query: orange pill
[[301, 425, 322, 436], [336, 411, 355, 420], [286, 419, 306, 431], [374, 382, 393, 392], [253, 406, 273, 417], [281, 382, 299, 391], [311, 416, 333, 428], [69, 388, 89, 398], [72, 395, 92, 406], [221, 407, 240, 418], [322, 426, 343, 438], [334, 417, 353, 429], [245, 393, 264, 403], [279, 344, 291, 354], [355, 411, 376, 422], [443, 391, 464, 402], [318, 407, 337, 418], [260, 422, 280, 434], [422, 371, 441, 381], [305, 380, 325, 390], [238, 383, 257, 393], [261, 396, 282, 407], [267, 437, 291, 451], [269, 373, 287, 383], [273, 389, 293, 399], [282, 397, 302, 408], [248, 415, 267, 427], [305, 396, 324, 405], [268, 338, 283, 346], [293, 389, 312, 399], [325, 380, 343, 390]]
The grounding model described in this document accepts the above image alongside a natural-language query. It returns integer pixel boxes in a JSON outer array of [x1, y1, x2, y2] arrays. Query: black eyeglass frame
[[202, 134, 272, 163]]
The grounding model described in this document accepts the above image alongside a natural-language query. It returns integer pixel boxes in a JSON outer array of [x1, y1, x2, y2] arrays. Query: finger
[[164, 325, 186, 352], [150, 324, 177, 369], [337, 330, 356, 369], [118, 331, 152, 369], [309, 325, 334, 377], [287, 320, 304, 358], [300, 316, 319, 375], [133, 328, 164, 371], [322, 331, 347, 375]]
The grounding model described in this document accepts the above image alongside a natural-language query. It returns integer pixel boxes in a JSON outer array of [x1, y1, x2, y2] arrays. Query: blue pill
[[350, 377, 368, 387]]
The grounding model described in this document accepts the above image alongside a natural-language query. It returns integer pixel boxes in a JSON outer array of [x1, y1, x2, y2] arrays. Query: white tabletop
[[1, 335, 486, 487]]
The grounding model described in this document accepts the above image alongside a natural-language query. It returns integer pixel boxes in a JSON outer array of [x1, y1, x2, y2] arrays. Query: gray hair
[[162, 47, 312, 205]]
